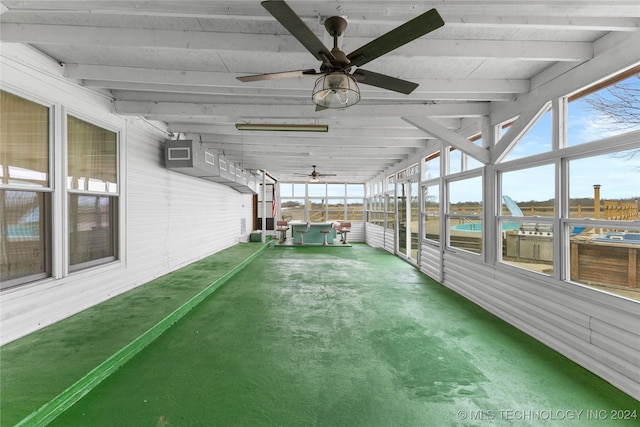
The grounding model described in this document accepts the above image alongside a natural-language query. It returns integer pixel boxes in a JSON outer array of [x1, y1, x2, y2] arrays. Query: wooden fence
[[448, 200, 639, 220]]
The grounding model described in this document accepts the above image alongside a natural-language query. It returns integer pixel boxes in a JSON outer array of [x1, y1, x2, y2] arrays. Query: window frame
[[0, 89, 55, 289], [492, 125, 639, 287], [278, 182, 364, 223], [445, 171, 484, 255], [64, 110, 122, 274]]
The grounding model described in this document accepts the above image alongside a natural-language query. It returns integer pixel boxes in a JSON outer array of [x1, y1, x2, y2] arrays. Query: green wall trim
[[16, 243, 271, 427]]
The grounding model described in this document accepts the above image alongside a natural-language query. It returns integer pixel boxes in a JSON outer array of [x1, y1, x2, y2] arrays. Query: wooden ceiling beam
[[2, 24, 593, 61]]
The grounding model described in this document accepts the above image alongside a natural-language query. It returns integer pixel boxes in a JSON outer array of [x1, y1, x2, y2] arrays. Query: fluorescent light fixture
[[235, 123, 328, 132]]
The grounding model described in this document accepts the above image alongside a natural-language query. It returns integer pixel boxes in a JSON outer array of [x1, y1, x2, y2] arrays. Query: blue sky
[[495, 76, 639, 203]]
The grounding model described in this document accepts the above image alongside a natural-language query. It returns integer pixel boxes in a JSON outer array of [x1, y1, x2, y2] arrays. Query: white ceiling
[[2, 1, 638, 182]]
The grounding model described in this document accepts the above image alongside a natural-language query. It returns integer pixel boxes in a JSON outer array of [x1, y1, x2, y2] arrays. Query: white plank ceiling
[[2, 1, 638, 182]]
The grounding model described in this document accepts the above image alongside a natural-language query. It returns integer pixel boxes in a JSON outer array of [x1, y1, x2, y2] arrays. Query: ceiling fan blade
[[318, 173, 337, 176], [237, 69, 318, 82], [347, 8, 444, 68], [261, 0, 334, 62], [352, 69, 418, 94]]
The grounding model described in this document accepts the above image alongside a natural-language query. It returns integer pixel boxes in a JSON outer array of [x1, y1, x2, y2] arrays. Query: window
[[568, 150, 638, 221], [567, 68, 640, 146], [279, 183, 364, 223], [423, 152, 440, 180], [67, 115, 118, 271], [498, 119, 515, 140], [1, 91, 52, 288], [467, 135, 484, 170], [503, 105, 552, 161], [369, 195, 381, 226], [386, 192, 395, 230], [499, 164, 556, 275], [346, 184, 364, 222], [1, 190, 51, 287], [346, 198, 364, 222], [68, 194, 117, 268], [423, 184, 440, 243], [501, 164, 555, 217], [327, 183, 344, 197], [568, 148, 639, 292], [292, 183, 305, 197], [447, 176, 482, 254], [308, 198, 326, 222], [279, 183, 293, 198], [327, 198, 344, 221], [346, 184, 364, 198], [448, 148, 462, 175], [281, 198, 304, 221], [307, 183, 325, 198], [1, 93, 121, 287], [366, 194, 384, 226]]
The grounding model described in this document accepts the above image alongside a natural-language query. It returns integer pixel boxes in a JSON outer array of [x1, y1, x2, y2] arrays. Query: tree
[[585, 77, 640, 127], [582, 74, 640, 160]]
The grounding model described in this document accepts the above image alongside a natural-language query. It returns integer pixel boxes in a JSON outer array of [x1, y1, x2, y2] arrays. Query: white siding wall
[[0, 45, 253, 344], [419, 242, 441, 281], [364, 224, 395, 254], [345, 222, 365, 242], [124, 122, 253, 286], [384, 230, 395, 253], [441, 251, 640, 400], [365, 224, 385, 249], [371, 227, 640, 399]]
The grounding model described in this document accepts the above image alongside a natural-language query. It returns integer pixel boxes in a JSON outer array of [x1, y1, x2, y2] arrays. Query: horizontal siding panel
[[346, 223, 365, 242], [591, 318, 640, 353], [444, 257, 593, 342], [493, 267, 640, 335], [419, 243, 440, 281], [365, 224, 384, 249], [495, 269, 638, 333], [591, 330, 640, 369], [441, 251, 640, 400], [384, 231, 394, 253], [441, 276, 640, 385], [491, 274, 592, 330]]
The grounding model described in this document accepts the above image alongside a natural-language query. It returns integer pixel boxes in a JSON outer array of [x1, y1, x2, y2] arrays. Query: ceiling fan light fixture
[[309, 176, 320, 183], [312, 72, 360, 109]]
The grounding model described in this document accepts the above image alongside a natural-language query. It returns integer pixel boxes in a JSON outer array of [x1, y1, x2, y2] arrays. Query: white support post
[[402, 116, 490, 165], [438, 141, 447, 282], [261, 172, 266, 243], [482, 118, 498, 266]]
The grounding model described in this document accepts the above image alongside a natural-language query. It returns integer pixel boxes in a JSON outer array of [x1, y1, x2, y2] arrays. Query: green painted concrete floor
[[2, 244, 638, 426]]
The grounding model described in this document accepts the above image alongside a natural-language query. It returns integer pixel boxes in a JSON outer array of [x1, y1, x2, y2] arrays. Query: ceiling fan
[[237, 0, 445, 109], [295, 165, 336, 182]]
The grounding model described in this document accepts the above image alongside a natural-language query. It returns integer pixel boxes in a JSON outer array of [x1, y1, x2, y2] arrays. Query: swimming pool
[[594, 232, 640, 244], [451, 221, 521, 232]]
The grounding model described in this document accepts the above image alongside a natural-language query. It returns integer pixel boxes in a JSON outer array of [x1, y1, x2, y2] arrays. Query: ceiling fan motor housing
[[325, 16, 348, 37]]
